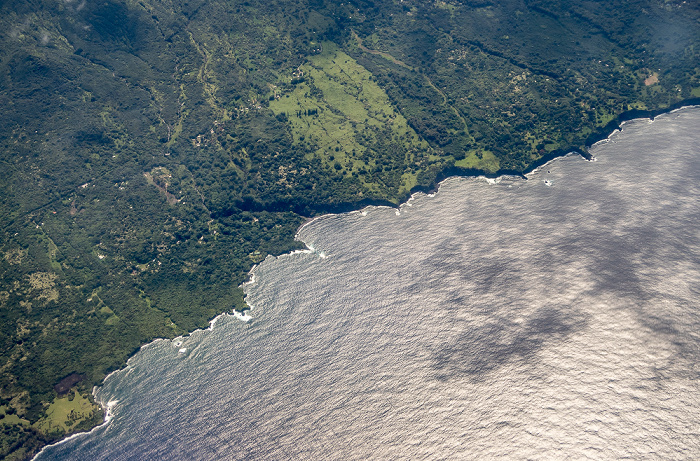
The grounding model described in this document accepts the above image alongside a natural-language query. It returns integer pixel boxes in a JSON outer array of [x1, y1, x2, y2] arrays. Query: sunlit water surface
[[37, 108, 700, 460]]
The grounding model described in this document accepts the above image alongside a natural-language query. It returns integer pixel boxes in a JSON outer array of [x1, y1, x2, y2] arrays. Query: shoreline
[[294, 99, 700, 224], [32, 100, 700, 460]]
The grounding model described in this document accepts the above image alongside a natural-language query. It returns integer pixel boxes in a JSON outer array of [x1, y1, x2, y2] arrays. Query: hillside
[[0, 0, 698, 457]]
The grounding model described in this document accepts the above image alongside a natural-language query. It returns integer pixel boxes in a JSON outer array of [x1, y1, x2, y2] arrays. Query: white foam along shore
[[31, 400, 119, 460], [32, 171, 517, 461], [524, 152, 581, 179], [25, 145, 593, 461], [34, 105, 699, 460], [291, 112, 690, 243], [298, 106, 699, 244], [32, 300, 249, 459]]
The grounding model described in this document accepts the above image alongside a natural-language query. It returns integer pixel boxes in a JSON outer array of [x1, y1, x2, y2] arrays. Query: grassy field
[[33, 391, 101, 435], [270, 42, 429, 197], [0, 407, 30, 427], [454, 149, 500, 171], [1, 0, 697, 458]]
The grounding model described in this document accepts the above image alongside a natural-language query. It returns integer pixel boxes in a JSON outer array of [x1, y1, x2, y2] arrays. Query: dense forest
[[1, 0, 698, 457]]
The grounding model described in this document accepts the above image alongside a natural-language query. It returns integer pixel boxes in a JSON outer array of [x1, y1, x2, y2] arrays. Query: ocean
[[36, 107, 700, 460]]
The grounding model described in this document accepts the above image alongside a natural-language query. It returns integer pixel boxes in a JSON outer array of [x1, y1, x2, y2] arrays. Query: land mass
[[1, 0, 699, 458]]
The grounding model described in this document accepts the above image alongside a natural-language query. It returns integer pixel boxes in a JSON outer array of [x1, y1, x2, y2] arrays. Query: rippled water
[[37, 108, 700, 460]]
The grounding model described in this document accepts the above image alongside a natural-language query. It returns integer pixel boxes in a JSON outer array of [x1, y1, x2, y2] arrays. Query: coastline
[[295, 99, 700, 224], [32, 101, 700, 460]]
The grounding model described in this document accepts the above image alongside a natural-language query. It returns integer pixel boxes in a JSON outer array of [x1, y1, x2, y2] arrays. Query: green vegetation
[[1, 0, 698, 457], [33, 391, 102, 436], [270, 41, 430, 197]]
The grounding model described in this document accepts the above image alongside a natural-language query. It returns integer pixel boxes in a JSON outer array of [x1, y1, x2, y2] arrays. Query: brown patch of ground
[[54, 374, 85, 396], [644, 72, 659, 86], [144, 171, 179, 205]]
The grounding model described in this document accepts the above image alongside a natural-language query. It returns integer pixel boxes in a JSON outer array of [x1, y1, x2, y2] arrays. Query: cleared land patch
[[33, 391, 101, 436], [270, 42, 429, 196]]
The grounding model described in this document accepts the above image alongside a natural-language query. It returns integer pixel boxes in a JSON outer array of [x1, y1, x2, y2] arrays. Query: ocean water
[[36, 108, 700, 460]]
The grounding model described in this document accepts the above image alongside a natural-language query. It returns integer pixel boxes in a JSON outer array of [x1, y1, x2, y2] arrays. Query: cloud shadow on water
[[431, 307, 587, 382]]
